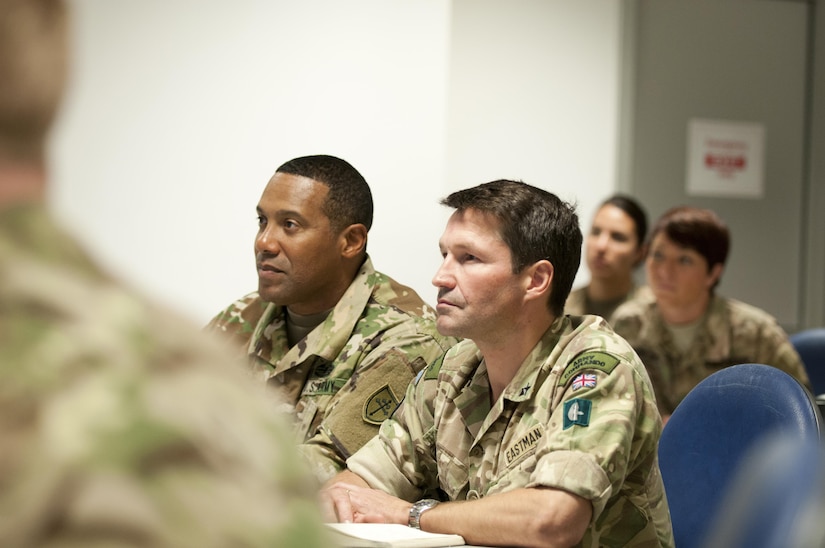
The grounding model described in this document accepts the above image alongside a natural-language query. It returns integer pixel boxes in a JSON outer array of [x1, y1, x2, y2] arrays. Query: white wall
[[447, 1, 621, 206], [50, 0, 623, 324], [446, 0, 623, 295]]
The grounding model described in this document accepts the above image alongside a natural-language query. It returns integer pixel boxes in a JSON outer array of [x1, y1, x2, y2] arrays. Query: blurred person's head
[[585, 194, 648, 285], [646, 206, 729, 316], [0, 0, 68, 167]]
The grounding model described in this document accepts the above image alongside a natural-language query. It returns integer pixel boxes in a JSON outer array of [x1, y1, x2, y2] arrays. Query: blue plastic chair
[[701, 433, 825, 548], [791, 327, 825, 396], [657, 363, 822, 548]]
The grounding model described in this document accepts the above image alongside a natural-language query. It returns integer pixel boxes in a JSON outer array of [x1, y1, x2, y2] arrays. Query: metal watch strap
[[408, 498, 440, 529]]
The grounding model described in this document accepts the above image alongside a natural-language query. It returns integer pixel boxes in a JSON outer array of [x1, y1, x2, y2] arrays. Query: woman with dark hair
[[612, 206, 810, 420], [565, 194, 648, 321]]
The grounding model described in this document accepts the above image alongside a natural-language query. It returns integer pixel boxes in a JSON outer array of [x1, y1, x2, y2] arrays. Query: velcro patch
[[362, 384, 400, 425], [563, 398, 592, 429], [558, 351, 620, 386]]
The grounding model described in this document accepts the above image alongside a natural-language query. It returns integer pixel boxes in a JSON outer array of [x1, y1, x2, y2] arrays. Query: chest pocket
[[487, 424, 544, 494], [435, 444, 469, 500]]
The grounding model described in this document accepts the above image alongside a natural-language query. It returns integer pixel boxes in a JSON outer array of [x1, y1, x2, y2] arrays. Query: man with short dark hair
[[207, 154, 455, 481], [321, 180, 674, 547]]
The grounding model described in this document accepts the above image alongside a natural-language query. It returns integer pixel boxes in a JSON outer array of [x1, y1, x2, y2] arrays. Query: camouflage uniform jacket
[[348, 315, 674, 547], [611, 290, 811, 414], [565, 284, 648, 322], [206, 257, 456, 481], [0, 204, 328, 547]]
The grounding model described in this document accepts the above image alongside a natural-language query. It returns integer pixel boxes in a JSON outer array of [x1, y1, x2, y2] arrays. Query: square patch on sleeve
[[563, 398, 592, 429]]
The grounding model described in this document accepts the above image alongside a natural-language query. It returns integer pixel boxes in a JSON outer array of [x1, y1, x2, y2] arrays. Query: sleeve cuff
[[528, 449, 613, 520]]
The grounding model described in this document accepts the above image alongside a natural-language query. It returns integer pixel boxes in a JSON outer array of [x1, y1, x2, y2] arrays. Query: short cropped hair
[[276, 155, 373, 234], [441, 179, 582, 316], [0, 0, 68, 163], [601, 194, 648, 249], [649, 205, 730, 274]]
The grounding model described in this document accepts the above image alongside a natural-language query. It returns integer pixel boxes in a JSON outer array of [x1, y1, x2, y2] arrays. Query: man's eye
[[257, 215, 266, 227]]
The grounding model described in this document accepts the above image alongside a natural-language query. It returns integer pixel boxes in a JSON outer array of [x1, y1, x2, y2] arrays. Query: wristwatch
[[408, 498, 440, 529]]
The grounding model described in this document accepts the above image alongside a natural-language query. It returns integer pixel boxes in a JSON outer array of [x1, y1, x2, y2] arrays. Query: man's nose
[[432, 257, 455, 288], [255, 227, 281, 254]]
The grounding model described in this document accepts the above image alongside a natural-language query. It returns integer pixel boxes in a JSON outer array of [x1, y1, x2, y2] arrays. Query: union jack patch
[[571, 373, 597, 391]]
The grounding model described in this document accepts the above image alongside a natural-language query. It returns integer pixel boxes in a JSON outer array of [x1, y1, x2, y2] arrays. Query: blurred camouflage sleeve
[[0, 254, 328, 548]]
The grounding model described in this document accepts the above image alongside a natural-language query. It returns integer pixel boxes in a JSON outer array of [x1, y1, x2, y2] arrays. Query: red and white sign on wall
[[686, 118, 765, 198]]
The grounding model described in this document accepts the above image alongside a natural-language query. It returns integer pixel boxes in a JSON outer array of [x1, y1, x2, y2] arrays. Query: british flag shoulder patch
[[571, 373, 597, 391]]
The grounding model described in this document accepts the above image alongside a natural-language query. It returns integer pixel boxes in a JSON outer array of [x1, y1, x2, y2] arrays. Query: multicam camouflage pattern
[[564, 284, 650, 321], [349, 314, 674, 547], [206, 257, 456, 482], [565, 285, 597, 316], [611, 290, 811, 414], [0, 204, 327, 547]]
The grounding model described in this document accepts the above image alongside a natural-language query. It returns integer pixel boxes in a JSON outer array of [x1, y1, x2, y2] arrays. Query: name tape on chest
[[558, 351, 620, 386], [302, 377, 347, 396], [504, 425, 544, 467]]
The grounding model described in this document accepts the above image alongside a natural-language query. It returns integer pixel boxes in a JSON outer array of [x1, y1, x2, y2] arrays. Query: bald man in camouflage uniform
[[322, 180, 674, 547], [0, 1, 326, 545], [207, 155, 455, 482]]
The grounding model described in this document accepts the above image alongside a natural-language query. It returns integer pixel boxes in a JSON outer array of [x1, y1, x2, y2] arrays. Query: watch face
[[409, 499, 439, 529]]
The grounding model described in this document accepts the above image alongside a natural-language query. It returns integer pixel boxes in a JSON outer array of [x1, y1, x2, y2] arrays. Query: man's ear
[[340, 224, 368, 258], [525, 260, 554, 301]]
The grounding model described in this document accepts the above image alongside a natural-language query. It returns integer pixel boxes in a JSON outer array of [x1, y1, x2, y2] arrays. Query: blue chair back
[[701, 433, 825, 548], [791, 327, 825, 396], [657, 363, 822, 548]]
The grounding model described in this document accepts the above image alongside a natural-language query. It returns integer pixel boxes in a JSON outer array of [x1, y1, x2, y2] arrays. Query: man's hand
[[321, 480, 412, 525], [321, 471, 593, 547]]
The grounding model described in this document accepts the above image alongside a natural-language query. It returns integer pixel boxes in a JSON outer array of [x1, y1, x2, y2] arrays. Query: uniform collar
[[502, 316, 569, 402], [249, 256, 377, 371]]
